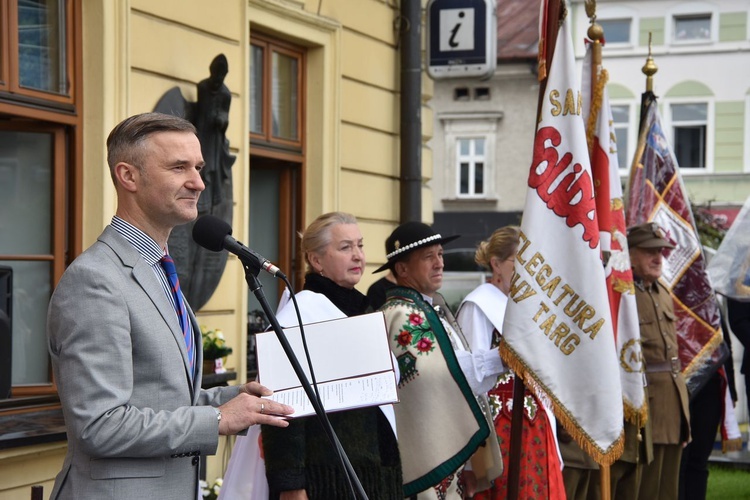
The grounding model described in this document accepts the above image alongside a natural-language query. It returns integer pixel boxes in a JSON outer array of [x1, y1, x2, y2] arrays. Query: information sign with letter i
[[426, 0, 497, 80]]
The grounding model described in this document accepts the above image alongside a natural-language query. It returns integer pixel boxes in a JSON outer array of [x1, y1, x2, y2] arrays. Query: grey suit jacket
[[47, 226, 240, 499]]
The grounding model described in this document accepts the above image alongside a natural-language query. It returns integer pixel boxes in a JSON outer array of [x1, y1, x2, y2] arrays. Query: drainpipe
[[399, 0, 422, 223]]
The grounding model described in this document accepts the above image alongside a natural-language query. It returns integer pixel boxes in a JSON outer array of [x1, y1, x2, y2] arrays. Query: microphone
[[192, 215, 286, 279]]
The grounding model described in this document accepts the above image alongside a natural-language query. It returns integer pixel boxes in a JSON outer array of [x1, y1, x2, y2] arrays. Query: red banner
[[626, 97, 725, 392]]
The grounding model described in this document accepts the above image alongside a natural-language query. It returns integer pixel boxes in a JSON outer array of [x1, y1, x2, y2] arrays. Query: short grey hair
[[106, 112, 197, 184]]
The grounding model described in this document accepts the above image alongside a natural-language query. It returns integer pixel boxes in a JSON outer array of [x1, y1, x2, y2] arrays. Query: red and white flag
[[499, 3, 623, 465], [581, 43, 647, 426]]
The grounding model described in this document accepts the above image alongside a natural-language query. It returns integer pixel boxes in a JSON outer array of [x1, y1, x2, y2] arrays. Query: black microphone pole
[[240, 257, 367, 499]]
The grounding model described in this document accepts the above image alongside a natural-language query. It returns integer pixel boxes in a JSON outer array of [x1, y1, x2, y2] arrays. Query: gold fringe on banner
[[681, 321, 724, 381], [585, 67, 608, 158], [499, 340, 625, 466], [538, 39, 547, 82], [623, 401, 648, 429]]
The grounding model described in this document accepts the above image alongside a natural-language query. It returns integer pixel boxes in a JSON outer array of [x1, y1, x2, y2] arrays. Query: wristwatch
[[213, 407, 222, 422]]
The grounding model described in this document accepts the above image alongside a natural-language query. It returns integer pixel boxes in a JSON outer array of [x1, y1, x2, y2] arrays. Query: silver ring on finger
[[260, 402, 265, 414]]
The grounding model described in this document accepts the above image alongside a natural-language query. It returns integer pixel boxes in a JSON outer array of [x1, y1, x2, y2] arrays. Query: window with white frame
[[596, 6, 637, 48], [674, 14, 711, 41], [666, 3, 718, 44], [611, 104, 631, 172], [440, 113, 501, 202], [671, 102, 707, 169], [456, 137, 486, 197], [599, 18, 631, 44]]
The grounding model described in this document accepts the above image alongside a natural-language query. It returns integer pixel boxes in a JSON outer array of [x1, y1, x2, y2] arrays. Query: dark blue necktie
[[160, 255, 195, 378]]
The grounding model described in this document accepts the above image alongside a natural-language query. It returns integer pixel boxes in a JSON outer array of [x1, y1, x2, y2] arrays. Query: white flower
[[216, 330, 225, 340]]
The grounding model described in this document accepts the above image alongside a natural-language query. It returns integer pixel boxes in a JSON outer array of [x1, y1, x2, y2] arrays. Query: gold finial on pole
[[642, 32, 658, 92], [584, 0, 596, 20], [586, 0, 603, 45], [586, 0, 603, 69], [585, 0, 603, 132]]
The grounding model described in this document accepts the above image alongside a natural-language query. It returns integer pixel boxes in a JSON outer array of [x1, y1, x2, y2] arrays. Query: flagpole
[[507, 1, 562, 499], [639, 33, 658, 135], [583, 2, 614, 498], [625, 34, 658, 213], [534, 0, 562, 115], [506, 376, 525, 500], [585, 0, 603, 159]]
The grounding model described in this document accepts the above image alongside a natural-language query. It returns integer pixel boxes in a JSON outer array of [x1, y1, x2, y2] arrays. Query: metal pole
[[585, 12, 615, 500], [399, 0, 422, 223]]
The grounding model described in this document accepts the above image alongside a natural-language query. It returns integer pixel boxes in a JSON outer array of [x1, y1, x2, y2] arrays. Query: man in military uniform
[[627, 222, 691, 500], [609, 417, 651, 500], [559, 427, 600, 500]]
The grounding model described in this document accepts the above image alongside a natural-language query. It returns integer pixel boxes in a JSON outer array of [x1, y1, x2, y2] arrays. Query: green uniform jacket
[[635, 279, 690, 445]]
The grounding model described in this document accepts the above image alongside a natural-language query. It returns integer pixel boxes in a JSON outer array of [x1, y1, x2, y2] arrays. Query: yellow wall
[[0, 0, 433, 495], [258, 0, 434, 291], [0, 444, 66, 500]]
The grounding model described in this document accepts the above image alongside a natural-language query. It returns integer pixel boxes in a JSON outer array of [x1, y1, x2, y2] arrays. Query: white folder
[[256, 311, 399, 417]]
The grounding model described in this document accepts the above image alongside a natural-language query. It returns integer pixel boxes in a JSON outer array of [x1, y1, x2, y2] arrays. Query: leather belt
[[646, 356, 680, 374]]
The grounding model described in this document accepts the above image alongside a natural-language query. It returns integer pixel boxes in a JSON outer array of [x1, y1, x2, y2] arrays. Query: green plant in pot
[[201, 326, 232, 374]]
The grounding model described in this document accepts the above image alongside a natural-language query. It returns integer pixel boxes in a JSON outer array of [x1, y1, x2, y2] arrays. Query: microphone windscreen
[[192, 215, 232, 252]]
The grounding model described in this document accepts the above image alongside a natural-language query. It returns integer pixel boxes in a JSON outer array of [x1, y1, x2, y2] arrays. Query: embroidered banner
[[625, 97, 725, 394], [499, 5, 623, 466]]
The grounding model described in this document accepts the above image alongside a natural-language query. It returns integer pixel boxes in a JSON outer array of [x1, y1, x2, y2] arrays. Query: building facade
[[431, 0, 750, 251], [570, 0, 750, 217], [429, 0, 538, 251], [0, 0, 429, 496], [428, 0, 750, 420]]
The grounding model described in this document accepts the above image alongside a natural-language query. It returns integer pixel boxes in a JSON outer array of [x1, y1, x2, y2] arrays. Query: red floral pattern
[[416, 338, 433, 352], [433, 473, 455, 500], [474, 331, 565, 500], [397, 330, 413, 346], [392, 308, 436, 356], [389, 304, 438, 388]]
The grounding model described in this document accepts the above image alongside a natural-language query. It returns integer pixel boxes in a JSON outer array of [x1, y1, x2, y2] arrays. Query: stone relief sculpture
[[154, 54, 237, 310]]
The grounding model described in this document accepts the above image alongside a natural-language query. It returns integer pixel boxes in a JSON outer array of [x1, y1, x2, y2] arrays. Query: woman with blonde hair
[[456, 225, 564, 500], [222, 212, 402, 499]]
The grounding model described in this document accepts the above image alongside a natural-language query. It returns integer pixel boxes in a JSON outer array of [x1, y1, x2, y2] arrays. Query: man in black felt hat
[[375, 221, 501, 499], [626, 222, 690, 500]]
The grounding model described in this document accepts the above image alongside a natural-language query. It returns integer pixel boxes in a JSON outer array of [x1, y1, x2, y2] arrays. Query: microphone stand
[[240, 258, 368, 500]]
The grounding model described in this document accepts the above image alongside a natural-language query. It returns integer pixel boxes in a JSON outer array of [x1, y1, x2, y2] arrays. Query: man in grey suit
[[47, 112, 293, 499]]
